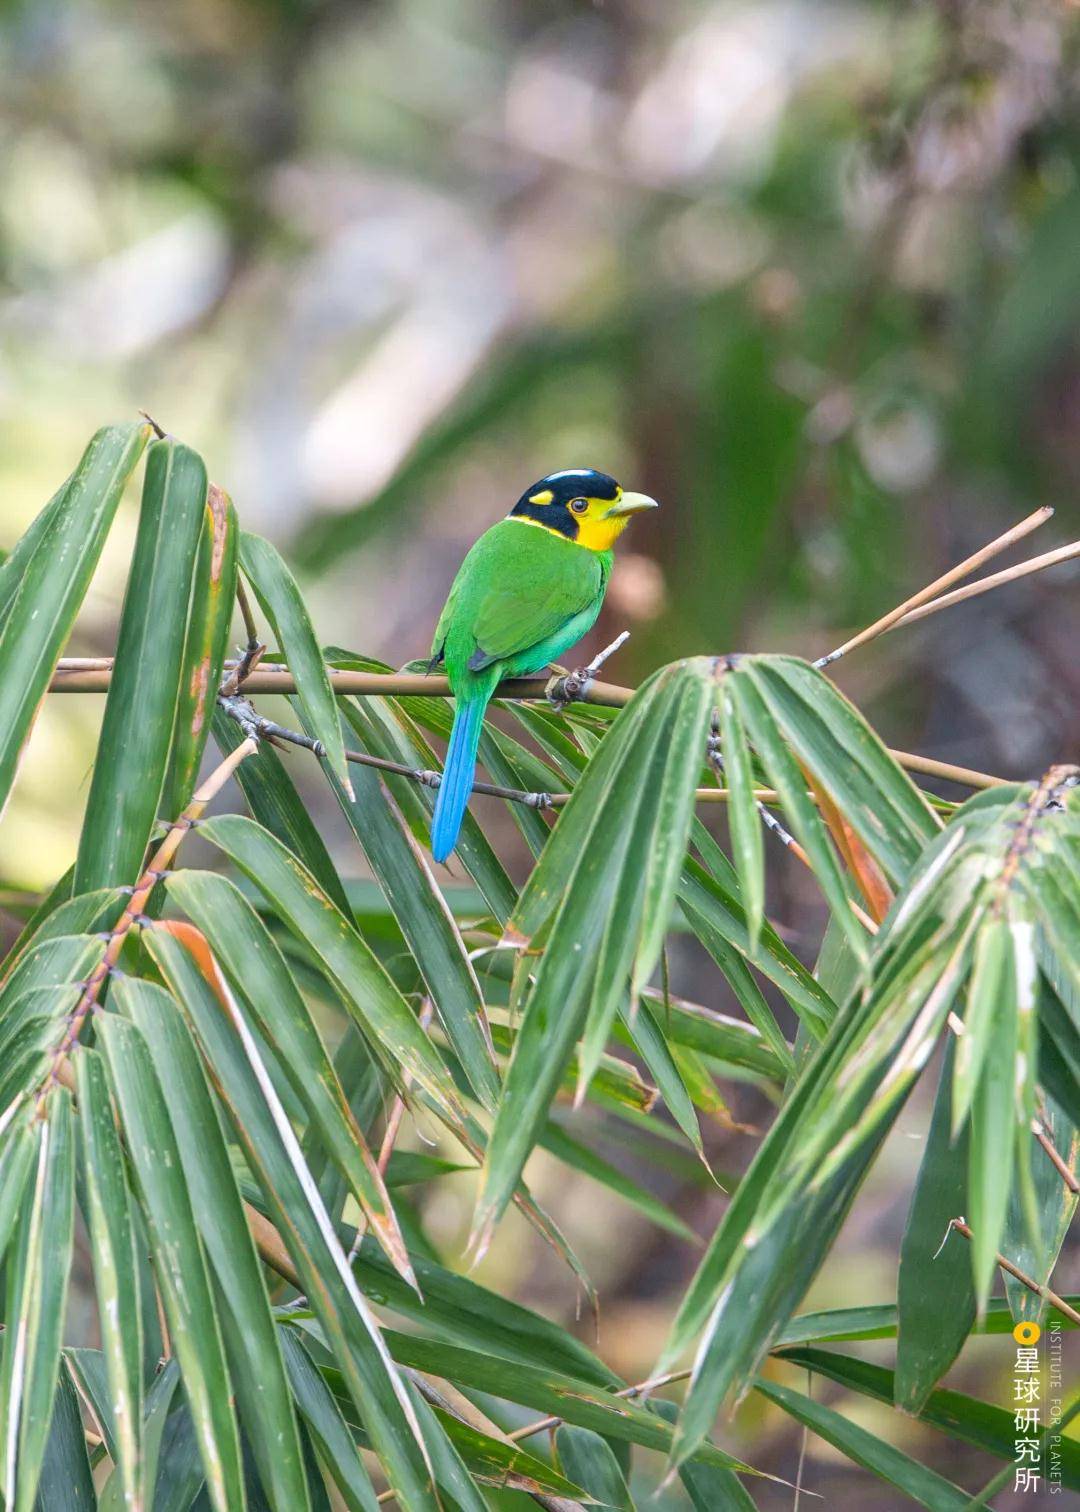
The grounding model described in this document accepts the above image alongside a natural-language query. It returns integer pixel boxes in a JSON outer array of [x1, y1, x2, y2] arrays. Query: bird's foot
[[545, 631, 630, 710]]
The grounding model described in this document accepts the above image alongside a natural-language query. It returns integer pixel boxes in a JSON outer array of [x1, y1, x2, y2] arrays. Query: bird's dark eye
[[569, 497, 588, 514]]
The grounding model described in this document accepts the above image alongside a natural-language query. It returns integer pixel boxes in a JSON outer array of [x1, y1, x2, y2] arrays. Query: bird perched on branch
[[428, 468, 658, 862]]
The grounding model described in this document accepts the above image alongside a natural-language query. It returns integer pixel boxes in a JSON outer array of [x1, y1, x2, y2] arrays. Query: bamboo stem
[[893, 539, 1080, 629], [38, 739, 257, 1100], [47, 660, 1009, 792], [814, 506, 1053, 667], [946, 1218, 1080, 1325]]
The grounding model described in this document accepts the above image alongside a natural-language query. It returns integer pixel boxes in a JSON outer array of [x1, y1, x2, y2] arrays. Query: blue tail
[[431, 693, 488, 863]]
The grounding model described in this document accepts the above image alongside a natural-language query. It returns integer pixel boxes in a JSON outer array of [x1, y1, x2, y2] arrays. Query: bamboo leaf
[[0, 422, 148, 814], [32, 1364, 94, 1512], [539, 1121, 700, 1244], [718, 679, 764, 953], [113, 978, 311, 1512], [968, 938, 1018, 1314], [163, 485, 239, 815], [756, 1379, 970, 1510], [477, 664, 709, 1248], [649, 1399, 756, 1511], [778, 1345, 1080, 1488], [340, 691, 518, 926], [75, 437, 208, 889], [160, 876, 414, 1285], [197, 813, 470, 1134], [952, 919, 1010, 1134], [896, 1044, 975, 1413], [733, 671, 868, 963], [555, 1426, 632, 1510], [144, 927, 440, 1510], [279, 1330, 379, 1512], [97, 1014, 246, 1512], [75, 1050, 143, 1512], [211, 708, 352, 916], [307, 704, 500, 1112], [239, 533, 351, 793], [0, 1089, 75, 1512]]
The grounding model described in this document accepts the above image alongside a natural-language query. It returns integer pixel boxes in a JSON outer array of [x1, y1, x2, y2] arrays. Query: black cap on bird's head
[[509, 468, 658, 550]]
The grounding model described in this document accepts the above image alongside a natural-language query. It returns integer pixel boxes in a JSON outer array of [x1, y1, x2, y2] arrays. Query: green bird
[[428, 468, 658, 862]]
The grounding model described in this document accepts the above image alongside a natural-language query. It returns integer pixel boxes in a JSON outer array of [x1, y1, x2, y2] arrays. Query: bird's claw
[[545, 630, 631, 711]]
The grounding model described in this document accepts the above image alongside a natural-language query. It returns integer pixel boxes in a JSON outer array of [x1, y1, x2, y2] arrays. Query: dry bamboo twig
[[814, 505, 1053, 668], [943, 1218, 1080, 1325], [892, 538, 1080, 629], [37, 739, 257, 1102], [48, 659, 1009, 791]]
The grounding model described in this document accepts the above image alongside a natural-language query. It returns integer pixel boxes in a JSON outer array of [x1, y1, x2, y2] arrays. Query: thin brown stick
[[505, 1368, 693, 1443], [815, 506, 1054, 667], [45, 661, 1011, 791], [946, 1218, 1080, 1325], [38, 739, 257, 1100], [893, 539, 1080, 629], [1032, 1121, 1080, 1196], [235, 577, 260, 649]]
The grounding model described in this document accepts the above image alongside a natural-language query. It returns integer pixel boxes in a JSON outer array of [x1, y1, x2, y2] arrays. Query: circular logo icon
[[1013, 1321, 1041, 1346]]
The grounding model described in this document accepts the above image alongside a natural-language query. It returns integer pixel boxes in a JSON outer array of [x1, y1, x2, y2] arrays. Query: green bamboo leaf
[[75, 1050, 143, 1512], [97, 1015, 246, 1512], [778, 1345, 1080, 1488], [96, 1359, 181, 1512], [718, 680, 764, 953], [576, 686, 684, 1098], [0, 477, 71, 631], [163, 484, 239, 816], [197, 813, 470, 1132], [952, 919, 1010, 1135], [379, 1330, 760, 1474], [279, 1330, 379, 1512], [540, 1121, 700, 1244], [742, 657, 940, 880], [64, 1348, 118, 1461], [306, 703, 500, 1112], [778, 1297, 1079, 1346], [650, 1399, 755, 1511], [114, 978, 311, 1512], [0, 1089, 75, 1512], [1002, 1091, 1078, 1325], [0, 423, 149, 813], [633, 663, 721, 996], [211, 708, 352, 916], [733, 671, 868, 962], [162, 871, 415, 1286], [32, 1364, 94, 1512], [2, 869, 76, 969], [968, 943, 1018, 1314], [555, 1426, 633, 1510], [476, 666, 696, 1247], [618, 996, 705, 1151], [239, 532, 351, 793], [680, 842, 834, 1038], [143, 929, 440, 1510], [633, 990, 787, 1082], [75, 438, 208, 890], [340, 690, 518, 926], [756, 1379, 970, 1510], [405, 1386, 488, 1512], [0, 1123, 35, 1270], [326, 1225, 617, 1387], [896, 1043, 975, 1413]]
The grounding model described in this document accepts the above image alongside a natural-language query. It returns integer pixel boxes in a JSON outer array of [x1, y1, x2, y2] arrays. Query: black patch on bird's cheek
[[510, 500, 579, 540]]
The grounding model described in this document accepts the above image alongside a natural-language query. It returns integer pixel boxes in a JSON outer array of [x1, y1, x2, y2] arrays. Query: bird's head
[[509, 469, 658, 552]]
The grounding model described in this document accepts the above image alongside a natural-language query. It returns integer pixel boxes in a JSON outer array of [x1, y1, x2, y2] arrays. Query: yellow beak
[[606, 491, 659, 518]]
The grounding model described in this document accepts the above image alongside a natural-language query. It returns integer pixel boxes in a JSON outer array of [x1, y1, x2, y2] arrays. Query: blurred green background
[[2, 0, 1078, 1503]]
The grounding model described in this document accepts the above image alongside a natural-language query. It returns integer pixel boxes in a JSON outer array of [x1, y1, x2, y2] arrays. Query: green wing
[[433, 520, 608, 671]]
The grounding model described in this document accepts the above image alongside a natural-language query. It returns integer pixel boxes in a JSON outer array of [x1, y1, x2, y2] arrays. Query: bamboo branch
[[944, 1218, 1080, 1325], [38, 739, 257, 1101], [1032, 1120, 1080, 1196], [48, 659, 1009, 791], [892, 539, 1080, 630], [814, 505, 1053, 668]]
